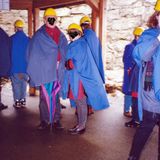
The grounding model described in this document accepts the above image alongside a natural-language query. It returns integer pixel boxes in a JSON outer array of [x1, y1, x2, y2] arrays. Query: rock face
[[0, 1, 157, 85]]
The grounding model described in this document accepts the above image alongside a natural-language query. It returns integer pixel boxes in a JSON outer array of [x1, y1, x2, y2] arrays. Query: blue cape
[[83, 29, 105, 83], [0, 28, 11, 77], [62, 38, 109, 110], [122, 40, 137, 94], [133, 28, 160, 120], [10, 31, 29, 73], [26, 25, 68, 87]]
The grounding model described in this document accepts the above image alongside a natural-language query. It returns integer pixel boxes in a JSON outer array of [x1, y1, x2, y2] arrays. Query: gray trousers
[[75, 96, 87, 128], [39, 87, 61, 123]]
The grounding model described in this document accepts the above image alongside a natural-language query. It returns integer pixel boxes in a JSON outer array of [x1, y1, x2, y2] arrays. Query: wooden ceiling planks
[[33, 0, 86, 9], [10, 0, 32, 10]]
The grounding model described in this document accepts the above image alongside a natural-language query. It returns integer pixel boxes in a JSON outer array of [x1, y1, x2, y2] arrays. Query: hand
[[65, 59, 74, 70]]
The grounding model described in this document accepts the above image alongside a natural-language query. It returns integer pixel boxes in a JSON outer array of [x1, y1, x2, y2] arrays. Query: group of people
[[0, 8, 109, 135], [122, 0, 160, 159], [1, 0, 160, 158]]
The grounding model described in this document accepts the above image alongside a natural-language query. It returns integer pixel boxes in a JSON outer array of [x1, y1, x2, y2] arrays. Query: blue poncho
[[133, 28, 160, 119], [26, 25, 68, 87], [83, 29, 105, 83], [62, 37, 109, 111], [122, 39, 137, 95]]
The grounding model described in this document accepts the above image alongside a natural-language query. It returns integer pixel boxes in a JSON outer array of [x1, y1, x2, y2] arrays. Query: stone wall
[[106, 0, 156, 70], [0, 1, 158, 84]]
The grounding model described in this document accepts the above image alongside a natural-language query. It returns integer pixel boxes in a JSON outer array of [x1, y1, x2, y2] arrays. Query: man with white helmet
[[27, 8, 68, 130]]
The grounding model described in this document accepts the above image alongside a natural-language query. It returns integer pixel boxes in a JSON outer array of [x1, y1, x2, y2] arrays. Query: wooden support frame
[[33, 8, 40, 32], [28, 7, 33, 37], [33, 0, 85, 9]]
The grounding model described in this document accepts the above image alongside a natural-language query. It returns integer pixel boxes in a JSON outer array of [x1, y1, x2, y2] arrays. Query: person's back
[[11, 29, 29, 74]]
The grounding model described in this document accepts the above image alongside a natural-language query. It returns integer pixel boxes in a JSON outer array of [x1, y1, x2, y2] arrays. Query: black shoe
[[54, 121, 64, 129], [20, 98, 26, 107], [0, 103, 8, 111], [13, 100, 21, 109], [125, 120, 140, 128], [68, 125, 79, 132], [37, 121, 49, 130], [69, 127, 86, 135], [61, 105, 66, 109]]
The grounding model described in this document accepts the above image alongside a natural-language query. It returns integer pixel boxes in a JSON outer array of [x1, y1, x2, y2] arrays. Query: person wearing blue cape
[[122, 27, 144, 118], [128, 1, 160, 159], [123, 27, 144, 127], [0, 27, 11, 111], [27, 8, 68, 130], [10, 20, 30, 109], [62, 23, 109, 135], [80, 16, 105, 115]]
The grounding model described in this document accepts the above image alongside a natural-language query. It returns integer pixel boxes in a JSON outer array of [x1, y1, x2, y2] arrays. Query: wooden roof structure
[[10, 0, 107, 53]]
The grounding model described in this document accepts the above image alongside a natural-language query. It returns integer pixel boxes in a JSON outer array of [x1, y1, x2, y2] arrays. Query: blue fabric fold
[[26, 25, 68, 87]]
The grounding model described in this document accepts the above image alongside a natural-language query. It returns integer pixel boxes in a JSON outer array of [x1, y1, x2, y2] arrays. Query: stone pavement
[[0, 83, 158, 160]]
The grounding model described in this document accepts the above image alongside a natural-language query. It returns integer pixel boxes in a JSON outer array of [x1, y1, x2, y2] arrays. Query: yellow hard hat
[[155, 0, 160, 11], [44, 8, 57, 17], [15, 20, 24, 28], [68, 23, 82, 33], [133, 27, 144, 36], [80, 16, 92, 25]]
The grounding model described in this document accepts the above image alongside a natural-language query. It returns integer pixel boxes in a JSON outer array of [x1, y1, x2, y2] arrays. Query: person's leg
[[11, 74, 21, 107], [53, 94, 63, 129], [124, 95, 132, 117], [19, 73, 27, 106], [38, 87, 49, 130], [125, 97, 140, 128], [128, 110, 156, 160], [75, 96, 87, 130]]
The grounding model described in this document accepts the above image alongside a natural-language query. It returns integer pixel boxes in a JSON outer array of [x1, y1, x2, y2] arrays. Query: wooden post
[[99, 0, 107, 70], [33, 7, 40, 32], [92, 11, 98, 35], [28, 7, 33, 37]]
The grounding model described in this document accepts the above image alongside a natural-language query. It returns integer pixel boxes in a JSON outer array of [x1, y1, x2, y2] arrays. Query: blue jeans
[[11, 73, 28, 102], [124, 95, 132, 112]]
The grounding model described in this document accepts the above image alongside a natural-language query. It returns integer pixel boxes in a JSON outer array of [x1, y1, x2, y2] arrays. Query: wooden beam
[[28, 7, 33, 37], [33, 0, 85, 9], [85, 0, 99, 13], [33, 8, 40, 32], [10, 0, 32, 9], [91, 11, 98, 34]]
